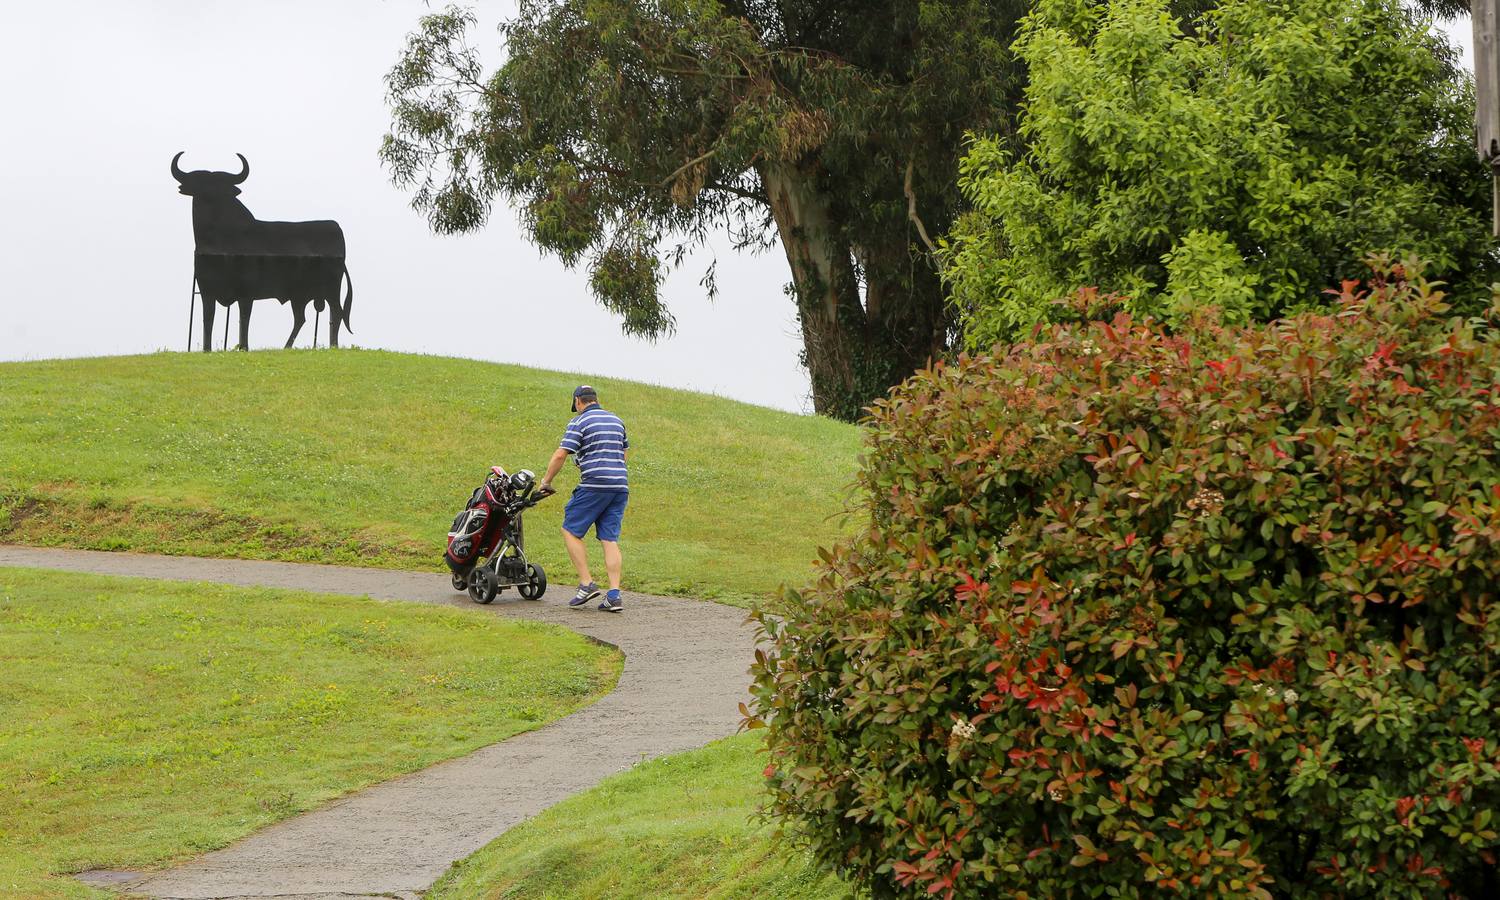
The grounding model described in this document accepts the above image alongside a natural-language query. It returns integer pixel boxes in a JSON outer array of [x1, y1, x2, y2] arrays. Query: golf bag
[[444, 467, 515, 575]]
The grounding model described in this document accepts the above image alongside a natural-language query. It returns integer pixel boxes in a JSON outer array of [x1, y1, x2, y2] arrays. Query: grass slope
[[0, 350, 859, 604], [0, 567, 620, 899], [428, 734, 851, 900]]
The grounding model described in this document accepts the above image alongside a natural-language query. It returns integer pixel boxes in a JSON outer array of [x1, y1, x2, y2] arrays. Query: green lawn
[[0, 567, 621, 899], [428, 733, 851, 900], [0, 350, 860, 604]]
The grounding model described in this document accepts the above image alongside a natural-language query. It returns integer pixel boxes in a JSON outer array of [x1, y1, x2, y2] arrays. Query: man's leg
[[596, 492, 628, 612], [563, 527, 593, 586], [601, 540, 622, 592]]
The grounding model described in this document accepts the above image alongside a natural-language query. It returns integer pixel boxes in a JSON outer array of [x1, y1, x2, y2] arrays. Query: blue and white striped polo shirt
[[560, 406, 629, 490]]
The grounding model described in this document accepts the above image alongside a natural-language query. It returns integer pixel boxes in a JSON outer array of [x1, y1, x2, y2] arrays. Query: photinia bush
[[749, 259, 1500, 898]]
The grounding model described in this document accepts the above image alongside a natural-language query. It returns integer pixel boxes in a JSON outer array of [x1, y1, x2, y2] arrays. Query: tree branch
[[661, 149, 720, 188], [904, 160, 938, 255], [707, 180, 767, 204]]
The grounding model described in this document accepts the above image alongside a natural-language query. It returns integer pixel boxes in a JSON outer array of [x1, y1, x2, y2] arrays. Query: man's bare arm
[[541, 447, 571, 491]]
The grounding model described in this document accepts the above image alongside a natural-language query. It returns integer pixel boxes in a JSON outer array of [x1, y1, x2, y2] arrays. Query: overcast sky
[[0, 3, 1477, 414]]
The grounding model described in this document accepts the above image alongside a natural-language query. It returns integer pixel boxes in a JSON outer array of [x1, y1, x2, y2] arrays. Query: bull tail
[[341, 264, 354, 332]]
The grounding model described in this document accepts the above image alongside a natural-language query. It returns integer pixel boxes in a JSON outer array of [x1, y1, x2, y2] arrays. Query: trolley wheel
[[451, 572, 468, 593], [468, 566, 498, 604], [518, 563, 547, 601]]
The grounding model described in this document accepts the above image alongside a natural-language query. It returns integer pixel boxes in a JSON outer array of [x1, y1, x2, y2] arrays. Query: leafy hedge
[[749, 261, 1500, 898]]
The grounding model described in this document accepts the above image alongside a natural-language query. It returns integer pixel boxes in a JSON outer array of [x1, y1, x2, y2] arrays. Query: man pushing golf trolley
[[443, 384, 631, 609], [444, 466, 555, 604]]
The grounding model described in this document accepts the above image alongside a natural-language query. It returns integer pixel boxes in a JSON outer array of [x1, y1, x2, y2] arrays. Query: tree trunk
[[760, 161, 950, 421], [862, 243, 949, 391], [760, 162, 870, 420]]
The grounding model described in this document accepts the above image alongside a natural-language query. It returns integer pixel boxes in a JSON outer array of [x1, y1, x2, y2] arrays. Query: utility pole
[[1476, 0, 1500, 234]]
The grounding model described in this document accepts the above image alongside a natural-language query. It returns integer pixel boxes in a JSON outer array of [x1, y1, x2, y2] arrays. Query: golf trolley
[[444, 466, 555, 604]]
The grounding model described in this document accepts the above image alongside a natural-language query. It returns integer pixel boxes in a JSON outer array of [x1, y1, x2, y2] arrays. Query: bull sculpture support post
[[1476, 0, 1500, 236], [171, 153, 354, 351], [186, 275, 197, 352]]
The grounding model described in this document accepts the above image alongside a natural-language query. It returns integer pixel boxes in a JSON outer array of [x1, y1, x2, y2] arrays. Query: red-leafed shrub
[[749, 260, 1500, 898]]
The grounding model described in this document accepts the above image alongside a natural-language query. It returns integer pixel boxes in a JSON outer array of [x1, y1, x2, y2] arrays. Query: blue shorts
[[562, 488, 629, 542]]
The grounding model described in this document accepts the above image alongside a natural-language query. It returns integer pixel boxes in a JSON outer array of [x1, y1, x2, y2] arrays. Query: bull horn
[[230, 153, 250, 184], [170, 151, 187, 183]]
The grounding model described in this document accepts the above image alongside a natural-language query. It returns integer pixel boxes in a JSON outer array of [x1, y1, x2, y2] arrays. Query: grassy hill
[[0, 350, 861, 603]]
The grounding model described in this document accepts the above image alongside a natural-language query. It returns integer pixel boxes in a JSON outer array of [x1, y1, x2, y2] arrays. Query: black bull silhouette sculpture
[[172, 152, 352, 351]]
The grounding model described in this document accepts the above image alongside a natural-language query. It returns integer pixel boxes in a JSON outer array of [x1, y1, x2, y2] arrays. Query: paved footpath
[[0, 546, 759, 900]]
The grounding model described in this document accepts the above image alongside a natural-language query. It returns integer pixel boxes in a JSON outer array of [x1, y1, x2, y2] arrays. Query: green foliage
[[590, 229, 671, 339], [382, 1, 1025, 418], [750, 260, 1500, 897], [943, 0, 1496, 348], [0, 567, 618, 898], [1418, 0, 1471, 17]]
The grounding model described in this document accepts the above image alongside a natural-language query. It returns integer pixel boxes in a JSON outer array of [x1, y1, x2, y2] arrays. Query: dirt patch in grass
[[0, 495, 43, 531]]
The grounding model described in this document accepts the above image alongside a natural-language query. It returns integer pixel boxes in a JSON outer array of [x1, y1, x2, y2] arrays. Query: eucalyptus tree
[[382, 1, 1024, 421]]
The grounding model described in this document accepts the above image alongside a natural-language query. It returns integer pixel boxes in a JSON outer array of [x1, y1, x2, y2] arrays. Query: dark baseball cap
[[571, 385, 597, 411]]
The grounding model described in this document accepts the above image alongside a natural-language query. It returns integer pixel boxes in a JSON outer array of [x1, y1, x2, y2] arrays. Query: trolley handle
[[508, 485, 555, 515]]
